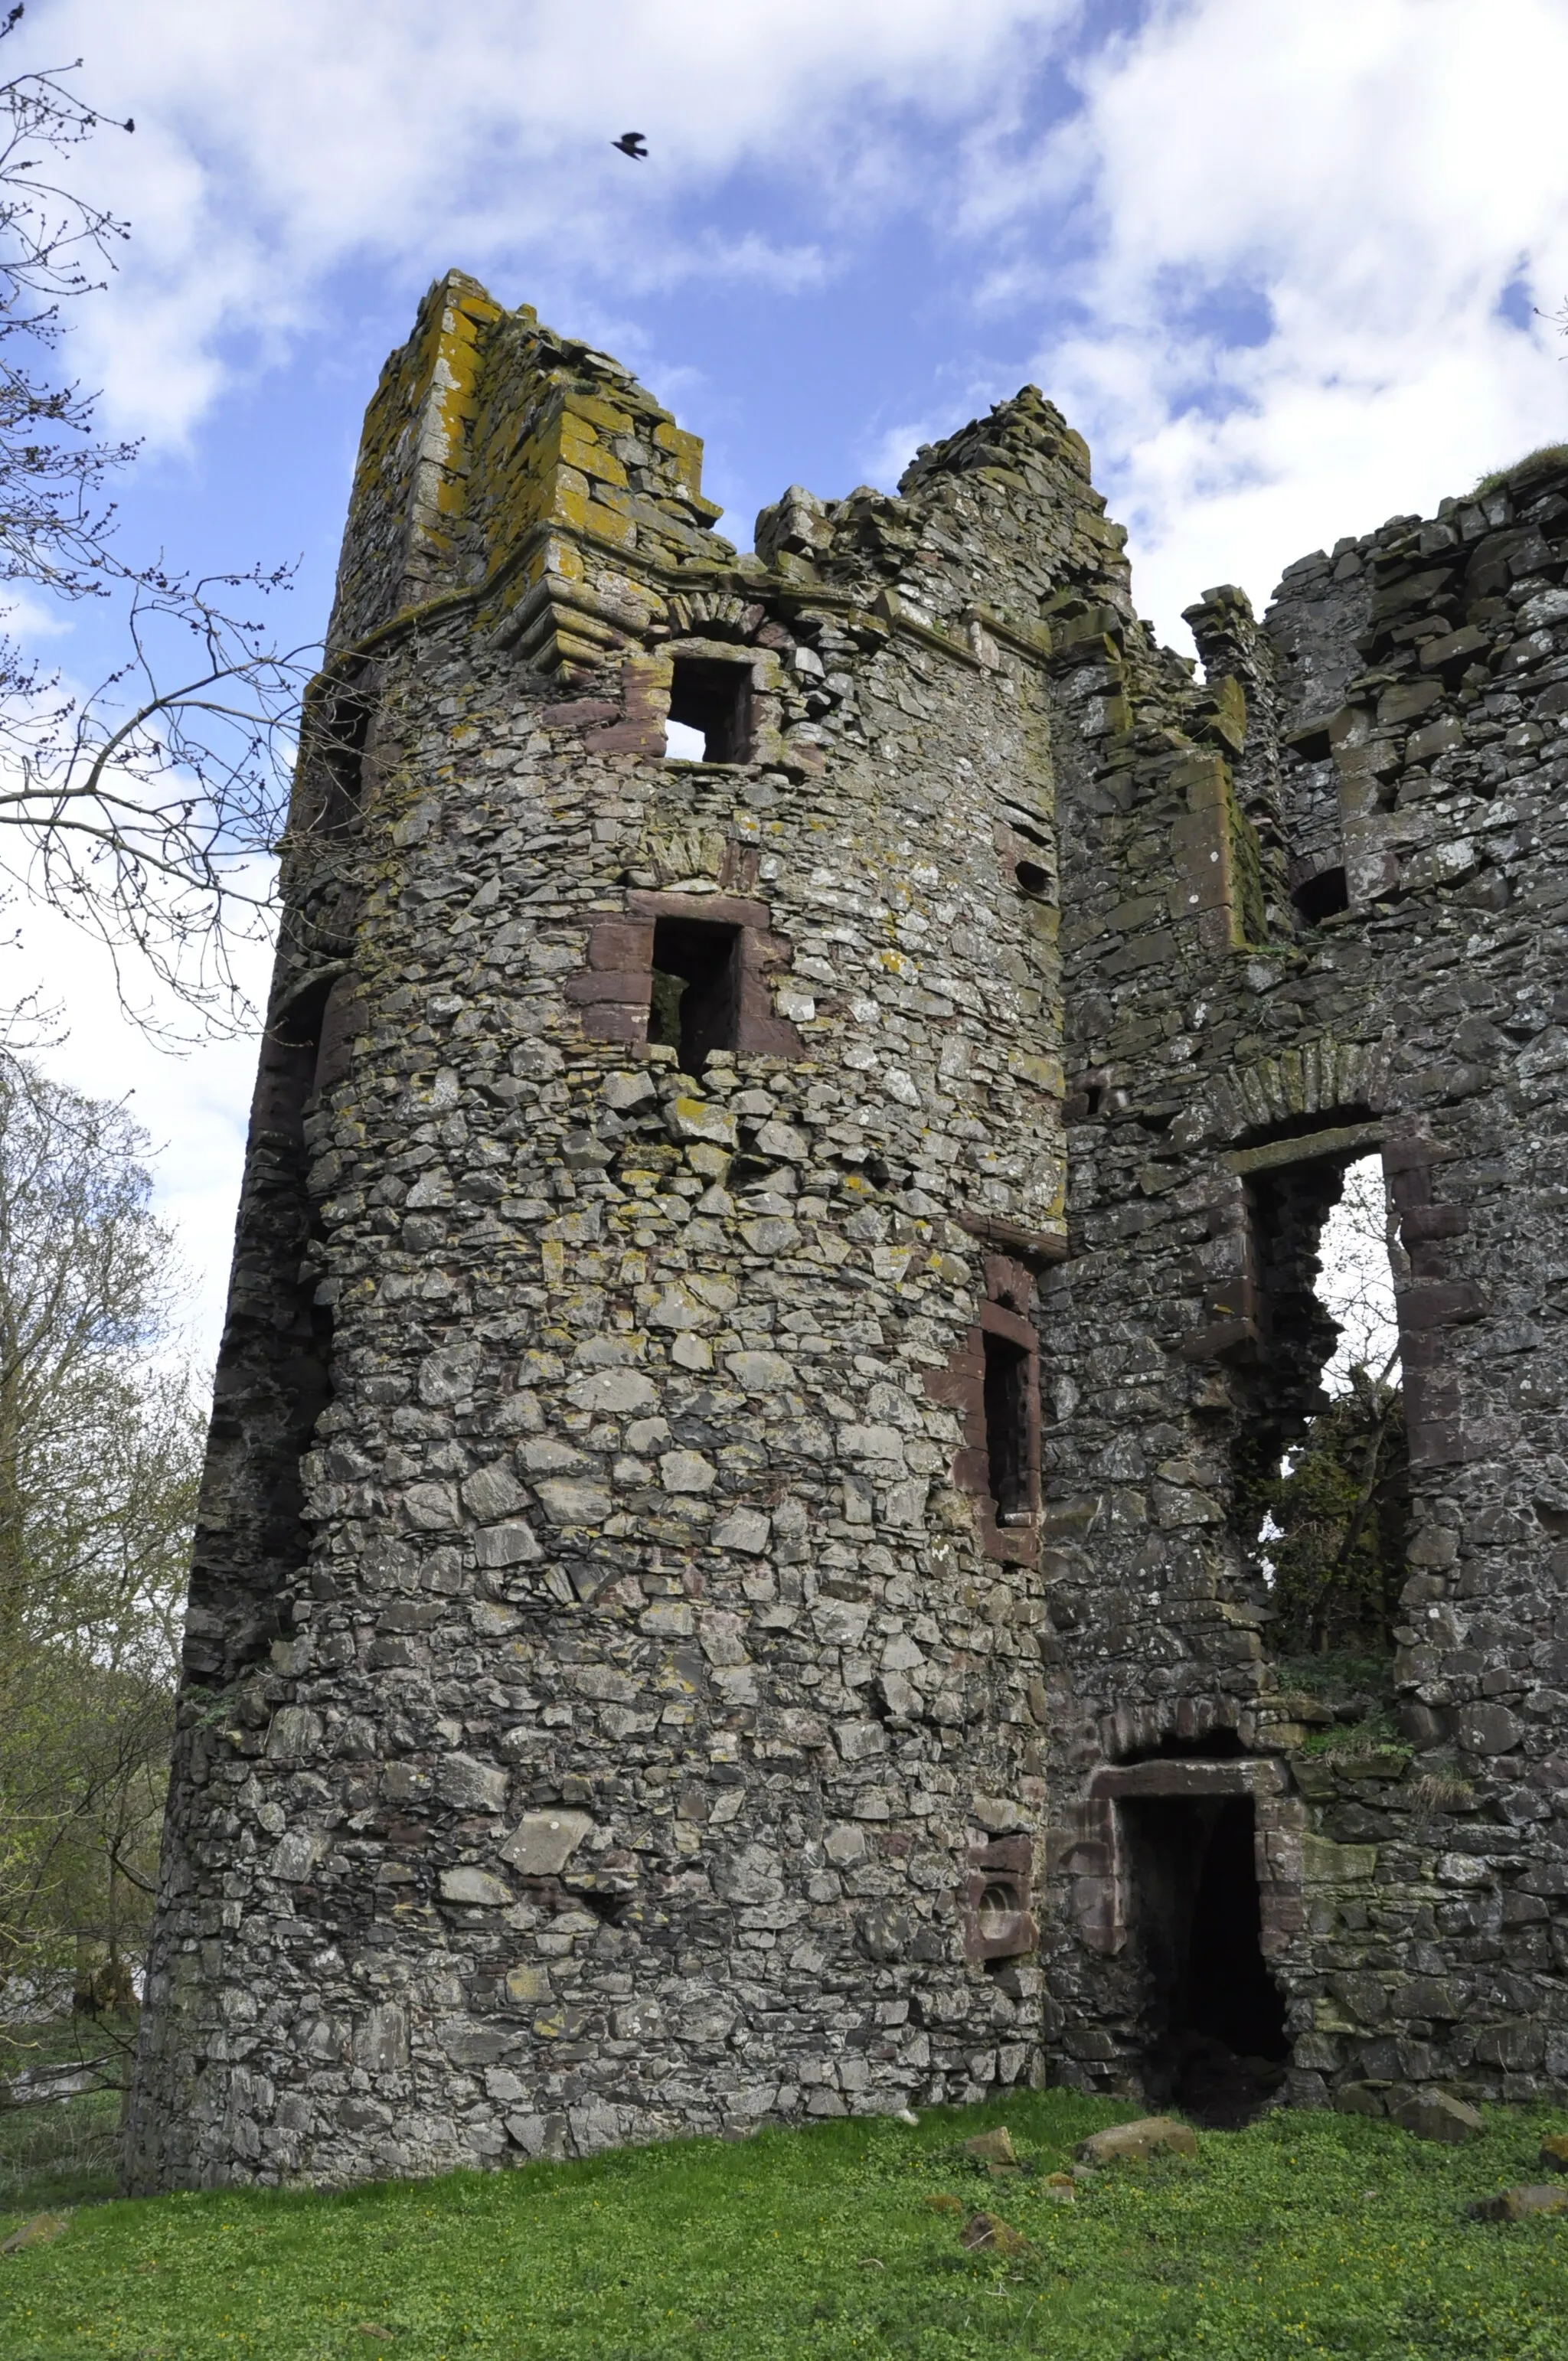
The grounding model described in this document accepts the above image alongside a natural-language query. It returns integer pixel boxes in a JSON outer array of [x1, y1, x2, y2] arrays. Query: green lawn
[[2, 2090, 1566, 2360]]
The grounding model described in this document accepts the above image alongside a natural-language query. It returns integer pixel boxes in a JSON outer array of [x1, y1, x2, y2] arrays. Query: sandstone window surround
[[1183, 1114, 1387, 1368], [1381, 1135, 1483, 1471], [926, 1252, 1041, 1565], [663, 651, 754, 764], [1184, 1114, 1476, 1468], [567, 890, 804, 1060]]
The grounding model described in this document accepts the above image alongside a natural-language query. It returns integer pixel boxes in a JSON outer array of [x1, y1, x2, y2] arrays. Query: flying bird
[[612, 132, 648, 159]]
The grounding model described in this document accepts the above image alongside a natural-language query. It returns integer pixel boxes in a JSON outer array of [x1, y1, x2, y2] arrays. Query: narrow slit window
[[665, 656, 752, 763], [305, 674, 373, 832], [256, 978, 333, 1145], [647, 916, 740, 1074], [983, 1331, 1033, 1524]]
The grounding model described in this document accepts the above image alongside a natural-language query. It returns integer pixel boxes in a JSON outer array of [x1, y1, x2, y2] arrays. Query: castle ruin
[[126, 272, 1568, 2187]]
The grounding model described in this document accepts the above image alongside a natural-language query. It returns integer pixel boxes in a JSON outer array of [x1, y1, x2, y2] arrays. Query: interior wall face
[[127, 271, 1568, 2192]]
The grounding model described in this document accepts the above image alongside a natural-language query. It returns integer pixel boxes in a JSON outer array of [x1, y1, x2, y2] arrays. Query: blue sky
[[12, 0, 1568, 1350]]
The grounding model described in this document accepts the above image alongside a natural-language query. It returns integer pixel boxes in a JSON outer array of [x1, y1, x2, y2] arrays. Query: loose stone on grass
[[1076, 2116, 1199, 2166], [1388, 2092, 1482, 2145], [960, 2212, 1032, 2257], [1468, 2184, 1568, 2222], [0, 2213, 68, 2255]]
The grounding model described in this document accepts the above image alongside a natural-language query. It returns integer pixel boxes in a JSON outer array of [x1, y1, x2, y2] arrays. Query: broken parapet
[[126, 272, 1568, 2192]]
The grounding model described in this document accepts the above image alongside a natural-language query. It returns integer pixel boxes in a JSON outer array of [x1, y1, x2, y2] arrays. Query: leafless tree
[[0, 8, 316, 1035], [1317, 1153, 1403, 1393]]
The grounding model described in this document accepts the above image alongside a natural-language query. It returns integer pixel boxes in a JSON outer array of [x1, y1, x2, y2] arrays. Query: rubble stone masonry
[[126, 271, 1568, 2188]]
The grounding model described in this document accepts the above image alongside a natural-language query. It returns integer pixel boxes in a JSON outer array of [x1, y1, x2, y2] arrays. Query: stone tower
[[126, 273, 1083, 2188], [129, 273, 1568, 2191]]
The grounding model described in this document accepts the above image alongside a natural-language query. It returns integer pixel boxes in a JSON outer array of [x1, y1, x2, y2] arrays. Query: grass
[[1472, 442, 1568, 498], [1272, 1654, 1410, 1764], [2, 2090, 1568, 2359]]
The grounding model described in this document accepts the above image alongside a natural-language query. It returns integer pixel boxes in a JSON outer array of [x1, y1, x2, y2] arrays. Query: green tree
[[1254, 1368, 1409, 1655], [0, 1052, 202, 2079]]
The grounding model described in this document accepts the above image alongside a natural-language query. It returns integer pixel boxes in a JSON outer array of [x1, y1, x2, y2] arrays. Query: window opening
[[983, 1331, 1032, 1523], [1317, 1155, 1401, 1391], [305, 671, 373, 832], [646, 916, 740, 1073], [1236, 1152, 1407, 1663], [1121, 1794, 1288, 2128], [1014, 859, 1050, 898], [1292, 865, 1348, 925], [665, 656, 752, 763], [664, 718, 707, 761]]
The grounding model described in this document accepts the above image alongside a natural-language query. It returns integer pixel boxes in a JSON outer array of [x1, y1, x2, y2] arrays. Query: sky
[[8, 0, 1568, 1356]]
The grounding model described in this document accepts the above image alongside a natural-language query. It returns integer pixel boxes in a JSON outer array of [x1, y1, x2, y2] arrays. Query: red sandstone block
[[549, 698, 620, 726], [1398, 1280, 1483, 1328], [585, 720, 665, 754], [1400, 1203, 1467, 1240], [1407, 1418, 1472, 1468], [580, 1004, 649, 1043], [564, 971, 654, 1004], [587, 919, 655, 969], [979, 1300, 1036, 1349], [627, 889, 773, 931]]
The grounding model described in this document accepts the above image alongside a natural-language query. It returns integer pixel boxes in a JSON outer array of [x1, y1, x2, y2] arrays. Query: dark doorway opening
[[648, 916, 740, 1074], [982, 1331, 1032, 1524], [666, 656, 752, 763], [1121, 1794, 1289, 2128]]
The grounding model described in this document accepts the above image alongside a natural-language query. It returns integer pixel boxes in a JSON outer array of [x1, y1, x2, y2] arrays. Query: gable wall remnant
[[126, 274, 1568, 2190]]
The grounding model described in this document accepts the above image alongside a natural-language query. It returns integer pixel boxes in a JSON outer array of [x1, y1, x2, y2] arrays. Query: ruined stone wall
[[129, 272, 1568, 2193], [1040, 455, 1568, 2112]]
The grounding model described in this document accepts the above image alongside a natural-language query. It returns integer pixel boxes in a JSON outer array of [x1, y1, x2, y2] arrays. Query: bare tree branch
[[0, 11, 315, 1036]]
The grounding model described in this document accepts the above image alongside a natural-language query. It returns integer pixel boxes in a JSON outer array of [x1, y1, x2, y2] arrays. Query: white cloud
[[994, 0, 1568, 641], [6, 883, 273, 1364]]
